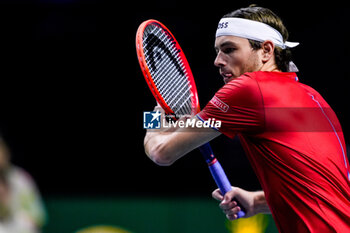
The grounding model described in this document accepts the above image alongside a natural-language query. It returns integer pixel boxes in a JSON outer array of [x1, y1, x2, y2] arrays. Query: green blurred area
[[42, 197, 278, 233]]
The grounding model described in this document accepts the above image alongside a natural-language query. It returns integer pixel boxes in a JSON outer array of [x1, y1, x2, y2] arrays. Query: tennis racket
[[136, 19, 245, 218]]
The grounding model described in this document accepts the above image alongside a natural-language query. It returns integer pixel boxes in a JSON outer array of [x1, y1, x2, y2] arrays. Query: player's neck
[[260, 60, 281, 72]]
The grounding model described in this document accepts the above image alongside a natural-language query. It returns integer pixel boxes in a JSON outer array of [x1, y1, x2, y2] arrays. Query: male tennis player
[[144, 6, 350, 232]]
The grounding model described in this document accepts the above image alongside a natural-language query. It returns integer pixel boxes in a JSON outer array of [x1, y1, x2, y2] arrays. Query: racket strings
[[143, 26, 182, 86], [143, 28, 186, 80], [142, 24, 193, 117]]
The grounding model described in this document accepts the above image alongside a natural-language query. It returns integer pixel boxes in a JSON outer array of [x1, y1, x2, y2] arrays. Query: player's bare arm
[[144, 106, 221, 166]]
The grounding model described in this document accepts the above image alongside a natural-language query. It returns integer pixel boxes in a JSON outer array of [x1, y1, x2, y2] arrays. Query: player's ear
[[261, 40, 274, 63]]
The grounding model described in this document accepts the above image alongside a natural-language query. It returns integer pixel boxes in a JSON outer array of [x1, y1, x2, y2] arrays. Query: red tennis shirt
[[197, 71, 350, 233]]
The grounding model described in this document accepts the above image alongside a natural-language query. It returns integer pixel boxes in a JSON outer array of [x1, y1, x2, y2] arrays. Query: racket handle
[[199, 143, 246, 218]]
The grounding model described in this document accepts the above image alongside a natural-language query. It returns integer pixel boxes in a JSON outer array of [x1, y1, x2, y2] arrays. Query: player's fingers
[[212, 188, 224, 201], [220, 189, 236, 205], [222, 205, 241, 215], [226, 213, 238, 221], [220, 199, 237, 211], [153, 105, 164, 113], [219, 189, 239, 209]]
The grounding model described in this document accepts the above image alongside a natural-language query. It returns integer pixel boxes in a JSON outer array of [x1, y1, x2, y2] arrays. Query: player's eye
[[223, 47, 236, 54]]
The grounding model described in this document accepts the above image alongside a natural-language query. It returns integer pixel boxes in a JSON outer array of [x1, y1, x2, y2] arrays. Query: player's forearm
[[144, 130, 177, 166], [144, 126, 198, 166], [253, 191, 271, 215], [144, 120, 220, 166]]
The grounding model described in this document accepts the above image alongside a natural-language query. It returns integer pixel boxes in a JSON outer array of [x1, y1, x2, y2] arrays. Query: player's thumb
[[231, 187, 245, 202], [221, 189, 236, 204], [212, 188, 224, 201]]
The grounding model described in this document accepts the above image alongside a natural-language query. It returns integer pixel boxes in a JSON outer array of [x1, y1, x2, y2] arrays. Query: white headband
[[216, 18, 299, 49], [216, 17, 299, 72]]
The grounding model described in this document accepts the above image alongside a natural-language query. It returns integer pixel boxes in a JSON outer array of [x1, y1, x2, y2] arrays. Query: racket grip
[[199, 143, 246, 218]]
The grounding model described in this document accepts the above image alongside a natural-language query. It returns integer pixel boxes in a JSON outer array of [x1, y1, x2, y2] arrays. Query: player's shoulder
[[222, 72, 255, 88], [233, 71, 301, 93], [216, 71, 300, 104], [222, 71, 282, 89], [219, 72, 261, 95], [243, 71, 299, 81], [216, 72, 263, 105]]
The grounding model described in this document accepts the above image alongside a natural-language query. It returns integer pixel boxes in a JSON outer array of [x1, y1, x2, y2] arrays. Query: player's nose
[[214, 52, 226, 67]]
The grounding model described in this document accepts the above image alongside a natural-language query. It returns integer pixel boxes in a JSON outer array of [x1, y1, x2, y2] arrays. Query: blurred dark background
[[0, 0, 348, 199]]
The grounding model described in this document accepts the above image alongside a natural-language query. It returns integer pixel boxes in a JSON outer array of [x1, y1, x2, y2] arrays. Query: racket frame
[[136, 19, 200, 117]]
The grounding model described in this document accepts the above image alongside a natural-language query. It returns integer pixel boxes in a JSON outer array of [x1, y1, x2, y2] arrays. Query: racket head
[[136, 19, 200, 118]]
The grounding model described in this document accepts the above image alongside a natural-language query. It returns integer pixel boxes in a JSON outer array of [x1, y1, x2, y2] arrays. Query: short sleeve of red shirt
[[197, 73, 264, 138]]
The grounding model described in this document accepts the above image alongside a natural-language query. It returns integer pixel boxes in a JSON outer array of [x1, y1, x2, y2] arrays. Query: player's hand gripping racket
[[136, 19, 245, 218]]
